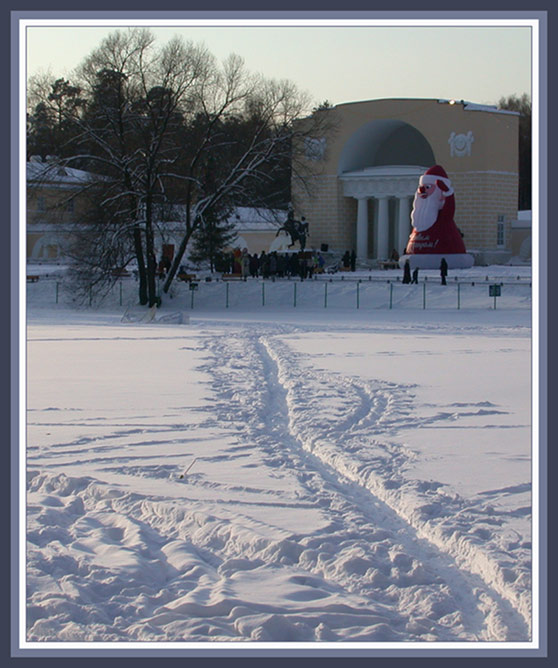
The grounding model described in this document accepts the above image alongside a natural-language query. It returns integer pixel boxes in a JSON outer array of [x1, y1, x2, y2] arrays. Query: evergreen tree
[[188, 206, 237, 272], [27, 78, 85, 160]]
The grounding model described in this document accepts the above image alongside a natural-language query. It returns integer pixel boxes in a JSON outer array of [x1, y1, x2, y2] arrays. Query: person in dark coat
[[411, 267, 419, 284], [350, 250, 356, 272], [260, 251, 269, 279], [249, 253, 259, 278], [440, 257, 448, 285], [298, 252, 307, 280], [289, 252, 299, 277], [402, 259, 411, 284]]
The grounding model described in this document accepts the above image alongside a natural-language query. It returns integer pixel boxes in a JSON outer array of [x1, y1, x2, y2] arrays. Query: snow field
[[24, 270, 534, 645]]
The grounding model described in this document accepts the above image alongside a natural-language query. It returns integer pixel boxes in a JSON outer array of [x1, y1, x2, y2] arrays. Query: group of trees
[[27, 30, 532, 308], [27, 29, 335, 306], [497, 93, 532, 211]]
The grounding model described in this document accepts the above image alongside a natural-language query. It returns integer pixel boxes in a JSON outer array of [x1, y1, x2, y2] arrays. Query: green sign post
[[489, 284, 501, 308]]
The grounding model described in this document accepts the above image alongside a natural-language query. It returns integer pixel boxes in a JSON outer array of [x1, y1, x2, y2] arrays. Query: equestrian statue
[[275, 211, 309, 251]]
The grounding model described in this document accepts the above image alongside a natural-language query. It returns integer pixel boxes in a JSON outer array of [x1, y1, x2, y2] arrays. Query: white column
[[397, 196, 411, 254], [375, 196, 390, 260], [356, 197, 368, 259]]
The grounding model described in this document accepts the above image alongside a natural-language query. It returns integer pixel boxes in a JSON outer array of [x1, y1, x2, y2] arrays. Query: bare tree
[[160, 69, 337, 294], [59, 29, 213, 305], [27, 28, 337, 306]]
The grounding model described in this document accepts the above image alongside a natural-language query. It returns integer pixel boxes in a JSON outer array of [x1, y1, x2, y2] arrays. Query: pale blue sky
[[25, 22, 533, 107]]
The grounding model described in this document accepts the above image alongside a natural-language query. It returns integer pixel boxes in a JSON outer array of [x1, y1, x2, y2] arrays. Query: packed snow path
[[26, 313, 532, 644]]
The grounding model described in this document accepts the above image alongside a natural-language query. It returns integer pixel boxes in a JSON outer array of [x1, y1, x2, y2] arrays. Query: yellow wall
[[293, 98, 519, 260]]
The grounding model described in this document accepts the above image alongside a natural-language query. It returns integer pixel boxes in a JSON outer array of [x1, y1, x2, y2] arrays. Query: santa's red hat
[[419, 164, 454, 196]]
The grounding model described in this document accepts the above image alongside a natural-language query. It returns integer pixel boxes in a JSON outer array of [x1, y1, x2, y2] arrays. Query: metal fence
[[27, 274, 532, 312]]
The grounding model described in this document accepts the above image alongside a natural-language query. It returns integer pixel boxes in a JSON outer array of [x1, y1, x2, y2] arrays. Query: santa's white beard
[[411, 192, 444, 231]]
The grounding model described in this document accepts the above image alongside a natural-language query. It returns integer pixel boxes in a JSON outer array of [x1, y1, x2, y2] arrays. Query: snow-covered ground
[[23, 265, 536, 649]]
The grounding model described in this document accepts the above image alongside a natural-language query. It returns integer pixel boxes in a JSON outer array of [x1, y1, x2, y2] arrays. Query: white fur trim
[[419, 173, 453, 196]]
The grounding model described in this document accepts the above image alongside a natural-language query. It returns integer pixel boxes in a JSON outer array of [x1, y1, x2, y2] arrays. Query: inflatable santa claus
[[399, 165, 474, 269]]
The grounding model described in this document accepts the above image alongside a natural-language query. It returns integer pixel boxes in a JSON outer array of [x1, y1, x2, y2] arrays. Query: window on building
[[497, 216, 505, 247]]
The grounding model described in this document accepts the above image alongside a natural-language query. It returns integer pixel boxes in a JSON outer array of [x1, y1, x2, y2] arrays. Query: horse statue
[[276, 213, 309, 251]]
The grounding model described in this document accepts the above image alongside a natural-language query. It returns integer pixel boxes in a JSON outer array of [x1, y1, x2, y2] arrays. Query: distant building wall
[[292, 98, 520, 264]]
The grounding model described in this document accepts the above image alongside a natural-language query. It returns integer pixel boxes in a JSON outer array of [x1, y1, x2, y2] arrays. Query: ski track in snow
[[26, 321, 531, 643]]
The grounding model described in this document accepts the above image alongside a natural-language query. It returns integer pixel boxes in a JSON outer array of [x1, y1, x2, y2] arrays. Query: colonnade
[[340, 167, 422, 261], [355, 195, 412, 260]]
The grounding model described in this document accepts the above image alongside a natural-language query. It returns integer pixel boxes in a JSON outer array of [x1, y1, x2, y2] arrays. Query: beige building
[[26, 157, 100, 261], [26, 159, 287, 263], [292, 98, 520, 265], [27, 100, 525, 267]]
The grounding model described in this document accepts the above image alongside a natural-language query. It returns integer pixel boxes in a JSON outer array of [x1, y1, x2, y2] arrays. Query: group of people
[[402, 260, 420, 284], [220, 247, 326, 281], [402, 257, 449, 284]]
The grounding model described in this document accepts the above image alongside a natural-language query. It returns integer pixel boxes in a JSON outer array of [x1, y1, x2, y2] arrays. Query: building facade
[[26, 158, 97, 261], [292, 98, 520, 264], [26, 158, 287, 263], [27, 100, 524, 266]]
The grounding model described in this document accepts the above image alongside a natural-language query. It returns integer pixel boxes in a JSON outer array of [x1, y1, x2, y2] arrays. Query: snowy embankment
[[24, 266, 533, 645]]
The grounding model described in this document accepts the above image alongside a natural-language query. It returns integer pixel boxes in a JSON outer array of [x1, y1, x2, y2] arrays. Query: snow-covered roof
[[463, 102, 519, 115], [226, 207, 287, 231], [27, 159, 101, 186], [436, 99, 520, 115]]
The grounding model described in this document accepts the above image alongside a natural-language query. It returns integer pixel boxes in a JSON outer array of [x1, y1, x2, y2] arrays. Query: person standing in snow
[[411, 267, 419, 284], [241, 249, 250, 279], [402, 259, 411, 284], [249, 253, 259, 278], [440, 257, 448, 285]]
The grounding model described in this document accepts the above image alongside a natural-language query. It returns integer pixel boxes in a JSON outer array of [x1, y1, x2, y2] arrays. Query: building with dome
[[292, 98, 521, 265], [26, 99, 527, 267]]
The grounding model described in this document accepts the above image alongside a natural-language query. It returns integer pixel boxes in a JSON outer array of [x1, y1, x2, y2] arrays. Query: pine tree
[[188, 206, 237, 272]]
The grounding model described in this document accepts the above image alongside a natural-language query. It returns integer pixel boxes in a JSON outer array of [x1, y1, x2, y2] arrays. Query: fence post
[[356, 281, 360, 309], [89, 284, 93, 306], [262, 281, 265, 307], [423, 282, 426, 310], [324, 282, 328, 308], [457, 282, 461, 310], [55, 282, 59, 304], [389, 282, 393, 310], [226, 281, 229, 308], [191, 285, 195, 309], [293, 282, 297, 308], [119, 281, 123, 306]]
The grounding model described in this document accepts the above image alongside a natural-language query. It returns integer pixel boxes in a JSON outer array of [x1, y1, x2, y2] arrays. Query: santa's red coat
[[406, 195, 467, 255]]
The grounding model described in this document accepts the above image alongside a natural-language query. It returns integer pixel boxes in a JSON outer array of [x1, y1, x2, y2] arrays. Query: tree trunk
[[133, 226, 148, 305], [162, 226, 192, 294], [145, 196, 158, 307]]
